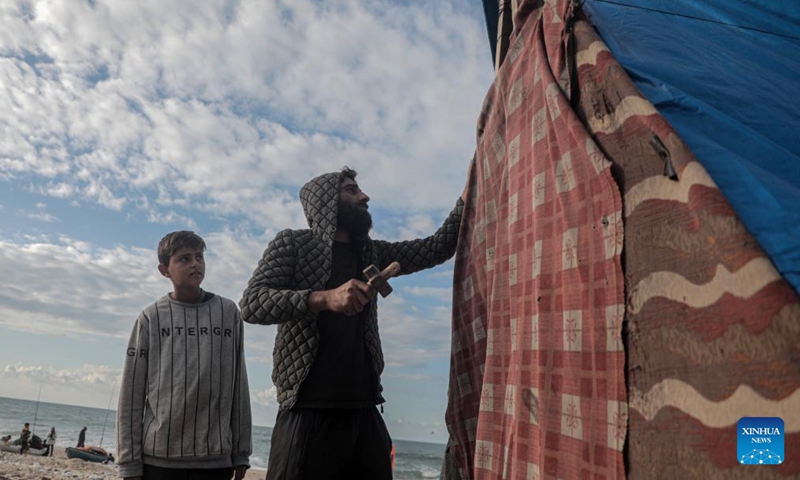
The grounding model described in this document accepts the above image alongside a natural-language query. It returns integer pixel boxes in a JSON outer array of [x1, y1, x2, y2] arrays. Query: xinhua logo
[[737, 417, 784, 465]]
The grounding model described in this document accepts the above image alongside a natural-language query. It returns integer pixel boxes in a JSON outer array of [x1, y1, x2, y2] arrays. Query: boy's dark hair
[[341, 166, 357, 182], [158, 231, 206, 266]]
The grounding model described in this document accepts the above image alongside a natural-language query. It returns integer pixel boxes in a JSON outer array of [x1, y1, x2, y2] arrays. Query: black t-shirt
[[295, 241, 380, 408]]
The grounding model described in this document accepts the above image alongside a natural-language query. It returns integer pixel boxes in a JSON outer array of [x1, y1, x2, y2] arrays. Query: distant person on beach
[[117, 231, 252, 480], [240, 167, 467, 480], [45, 427, 56, 456], [77, 426, 86, 447], [19, 422, 31, 453]]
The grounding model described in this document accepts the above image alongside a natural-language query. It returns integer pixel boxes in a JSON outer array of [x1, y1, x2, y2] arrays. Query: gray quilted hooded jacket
[[240, 170, 464, 410]]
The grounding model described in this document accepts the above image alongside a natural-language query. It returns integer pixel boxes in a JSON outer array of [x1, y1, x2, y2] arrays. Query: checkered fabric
[[445, 2, 625, 478]]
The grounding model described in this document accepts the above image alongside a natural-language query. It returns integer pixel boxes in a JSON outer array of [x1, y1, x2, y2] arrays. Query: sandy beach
[[0, 448, 266, 480]]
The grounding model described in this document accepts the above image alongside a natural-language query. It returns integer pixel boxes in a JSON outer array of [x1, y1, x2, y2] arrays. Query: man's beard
[[338, 202, 373, 238]]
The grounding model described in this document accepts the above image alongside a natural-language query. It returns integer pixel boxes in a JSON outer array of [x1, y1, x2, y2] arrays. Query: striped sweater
[[116, 292, 252, 477]]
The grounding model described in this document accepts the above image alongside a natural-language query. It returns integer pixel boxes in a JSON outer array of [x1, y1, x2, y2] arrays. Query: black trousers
[[266, 407, 392, 480], [143, 464, 233, 480]]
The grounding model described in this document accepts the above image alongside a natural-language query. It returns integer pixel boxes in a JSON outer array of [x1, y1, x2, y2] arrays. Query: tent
[[443, 1, 800, 478]]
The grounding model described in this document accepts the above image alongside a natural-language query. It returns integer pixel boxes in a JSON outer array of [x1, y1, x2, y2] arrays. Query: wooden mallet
[[363, 262, 402, 297]]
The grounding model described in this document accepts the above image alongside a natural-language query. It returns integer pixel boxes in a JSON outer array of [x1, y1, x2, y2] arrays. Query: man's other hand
[[231, 465, 248, 480], [309, 279, 374, 315]]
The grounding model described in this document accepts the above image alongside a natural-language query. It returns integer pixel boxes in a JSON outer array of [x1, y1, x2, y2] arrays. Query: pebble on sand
[[0, 448, 265, 480]]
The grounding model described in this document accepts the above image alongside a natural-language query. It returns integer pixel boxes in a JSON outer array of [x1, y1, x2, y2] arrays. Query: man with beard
[[240, 166, 466, 480]]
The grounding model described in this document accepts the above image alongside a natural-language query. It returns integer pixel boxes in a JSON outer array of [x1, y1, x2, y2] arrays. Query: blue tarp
[[582, 0, 800, 295]]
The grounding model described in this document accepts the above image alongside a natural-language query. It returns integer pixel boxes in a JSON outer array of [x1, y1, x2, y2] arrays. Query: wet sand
[[0, 447, 265, 479]]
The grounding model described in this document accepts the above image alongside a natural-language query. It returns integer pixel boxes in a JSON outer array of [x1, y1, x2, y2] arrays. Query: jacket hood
[[299, 171, 343, 241]]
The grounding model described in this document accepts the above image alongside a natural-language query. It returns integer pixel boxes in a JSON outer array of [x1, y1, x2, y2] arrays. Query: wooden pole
[[494, 0, 515, 71]]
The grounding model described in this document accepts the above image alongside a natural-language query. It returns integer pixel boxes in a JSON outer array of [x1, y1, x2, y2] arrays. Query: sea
[[0, 396, 444, 479]]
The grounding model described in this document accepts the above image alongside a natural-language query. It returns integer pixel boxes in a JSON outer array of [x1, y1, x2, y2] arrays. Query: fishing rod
[[98, 383, 116, 449], [31, 378, 43, 435]]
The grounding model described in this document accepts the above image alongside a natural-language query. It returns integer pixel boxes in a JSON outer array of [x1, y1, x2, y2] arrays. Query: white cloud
[[245, 356, 272, 365], [18, 202, 59, 222], [377, 294, 453, 368], [1, 0, 490, 230], [3, 362, 120, 388], [0, 305, 126, 341], [0, 362, 122, 411], [38, 182, 78, 199], [426, 268, 456, 279], [0, 236, 162, 337], [21, 209, 58, 223], [396, 214, 440, 241], [403, 286, 453, 303], [0, 230, 290, 366], [0, 230, 278, 337], [146, 209, 197, 228], [251, 386, 277, 408]]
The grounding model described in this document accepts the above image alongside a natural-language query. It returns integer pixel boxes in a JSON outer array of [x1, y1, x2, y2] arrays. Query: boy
[[117, 231, 252, 480]]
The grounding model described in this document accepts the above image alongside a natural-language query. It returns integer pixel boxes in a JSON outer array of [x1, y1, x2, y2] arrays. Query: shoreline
[[0, 447, 266, 480]]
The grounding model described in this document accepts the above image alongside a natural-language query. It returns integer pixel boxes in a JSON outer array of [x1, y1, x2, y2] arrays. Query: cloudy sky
[[0, 0, 493, 443]]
